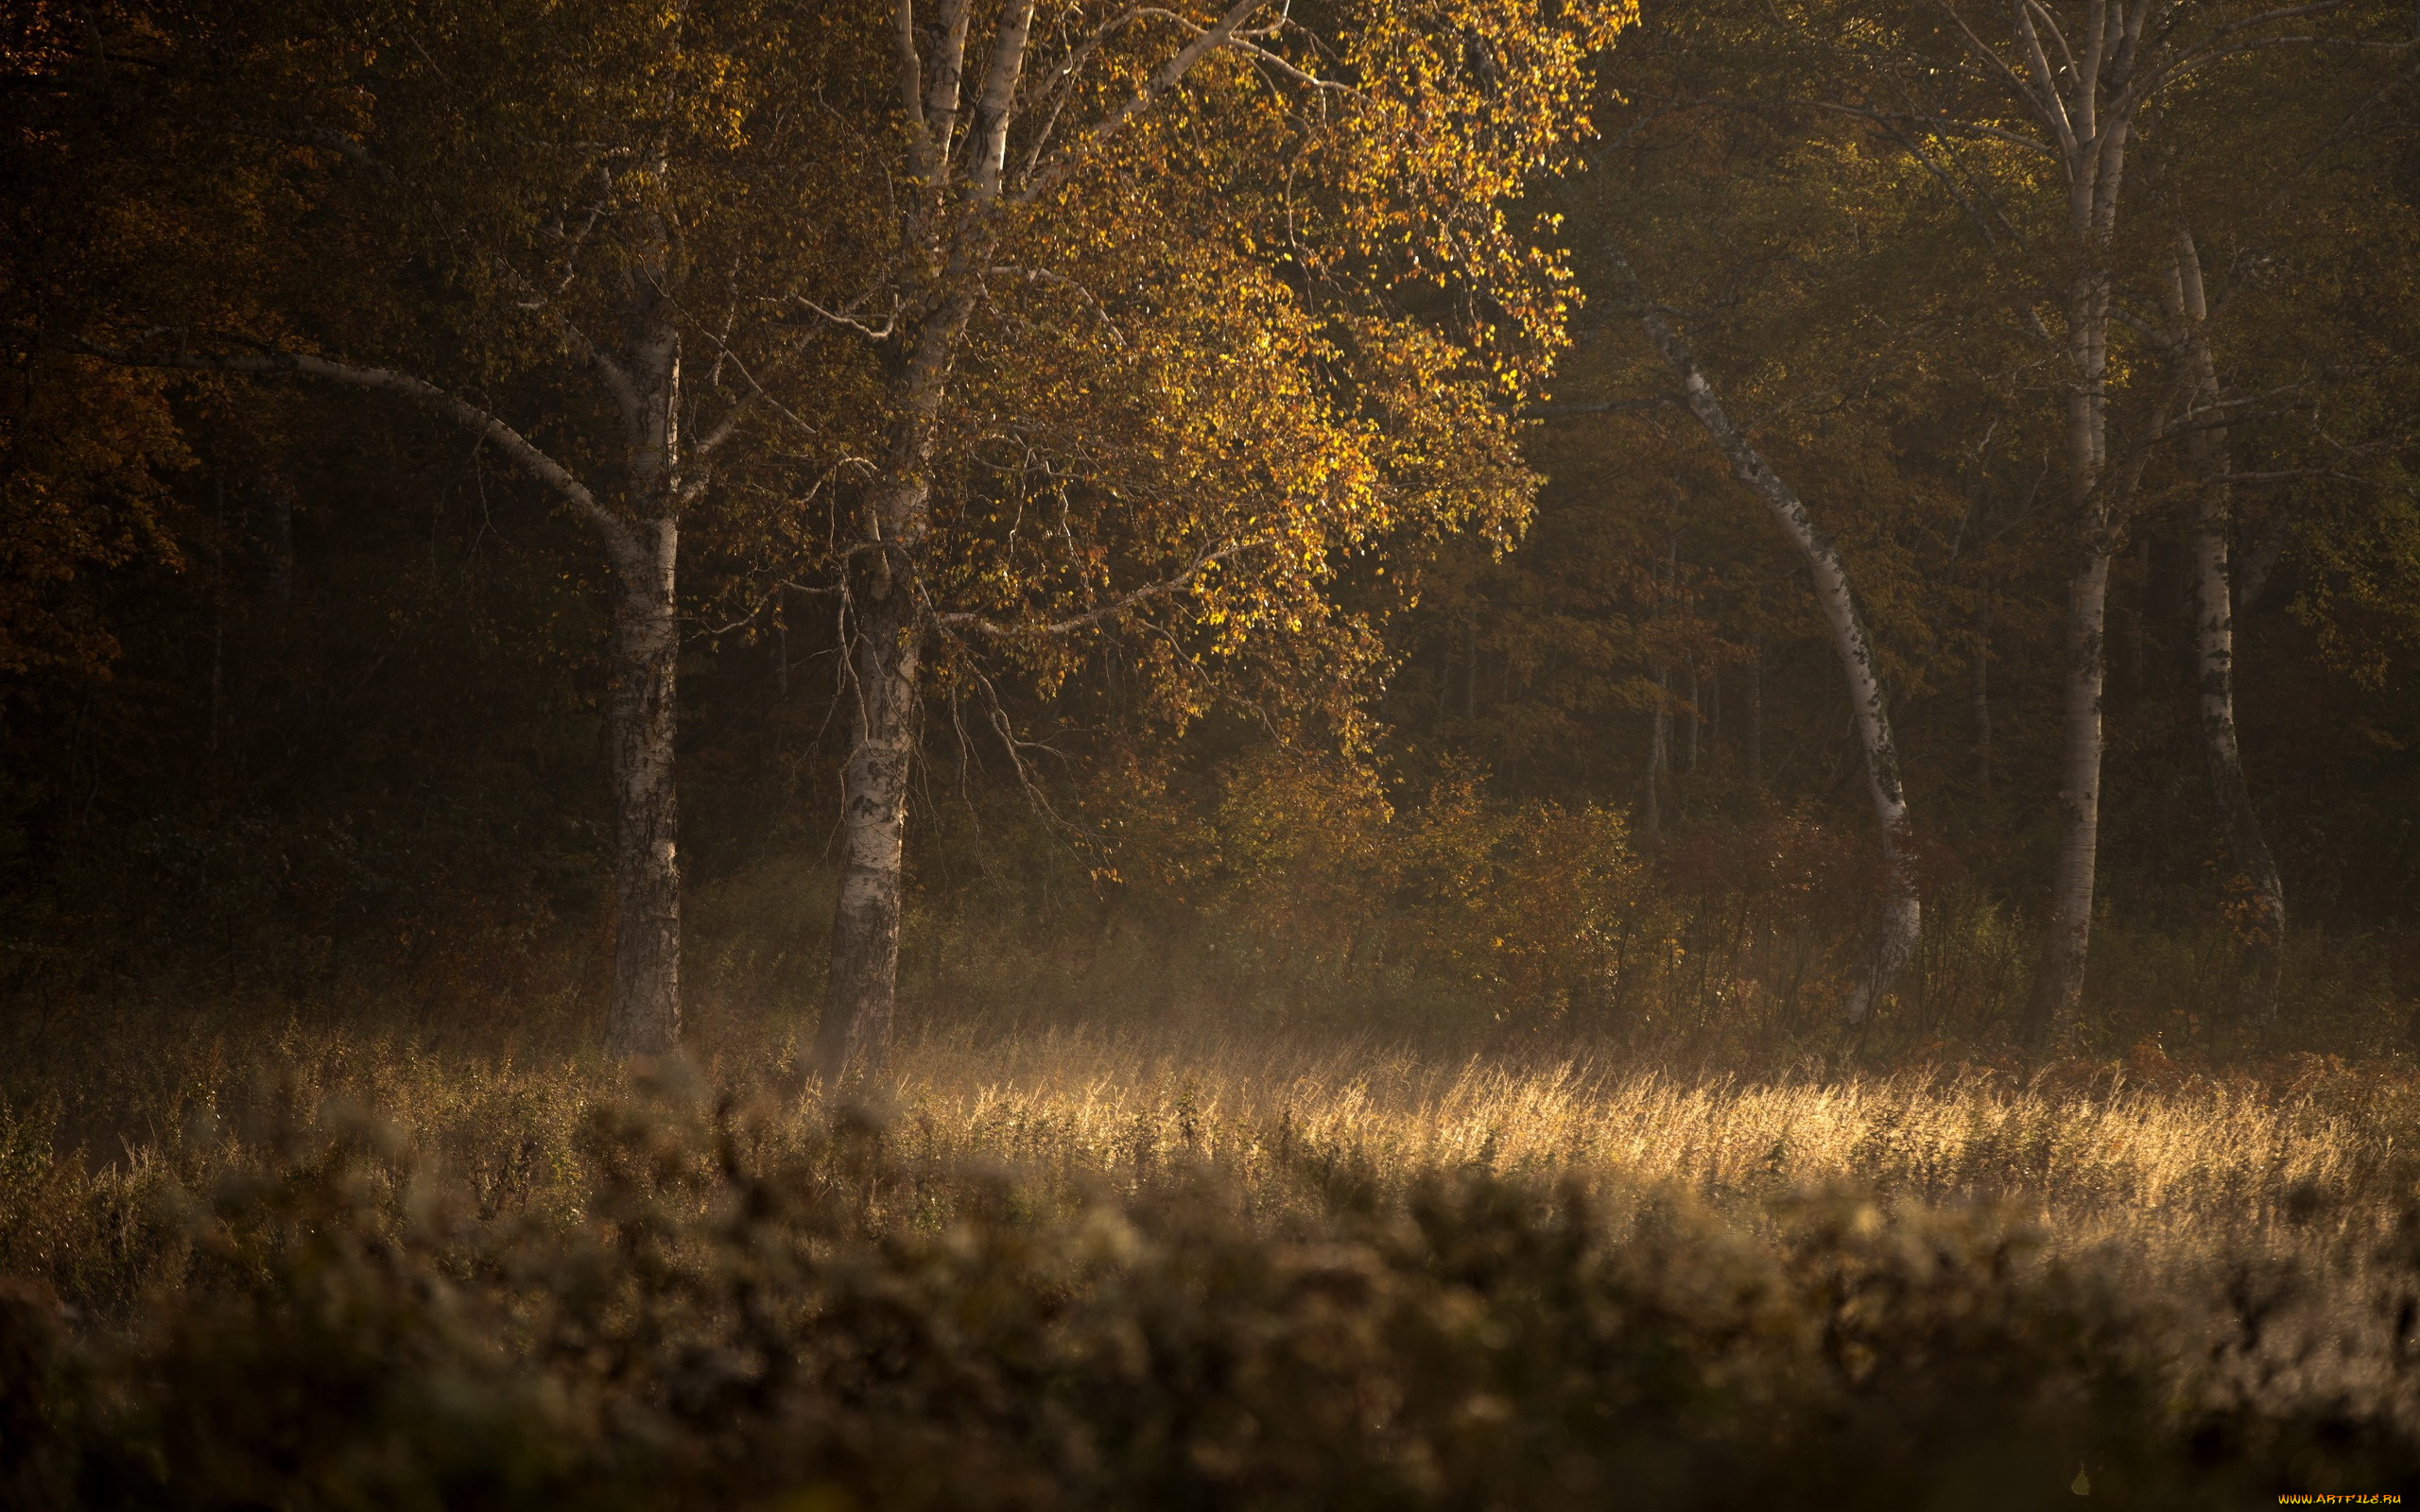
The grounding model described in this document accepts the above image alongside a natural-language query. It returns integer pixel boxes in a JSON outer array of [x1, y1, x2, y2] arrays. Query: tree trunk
[[1463, 621, 1478, 720], [1610, 248, 1918, 1023], [2023, 241, 2124, 1043], [1685, 662, 1702, 773], [816, 585, 925, 1081], [810, 268, 971, 1080], [93, 310, 707, 1061], [2171, 228, 2286, 1021], [1972, 608, 1993, 802], [807, 202, 989, 1080], [603, 518, 683, 1059], [1645, 662, 1668, 836], [2025, 547, 2111, 1039], [1745, 643, 1762, 788]]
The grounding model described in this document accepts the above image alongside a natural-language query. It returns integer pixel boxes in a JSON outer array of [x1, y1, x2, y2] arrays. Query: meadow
[[5, 971, 2419, 1509]]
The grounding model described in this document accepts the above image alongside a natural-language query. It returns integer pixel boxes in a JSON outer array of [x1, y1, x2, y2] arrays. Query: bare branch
[[1530, 395, 1679, 416], [76, 338, 636, 557], [792, 293, 901, 341], [1134, 8, 1359, 93], [1016, 5, 1142, 184], [1018, 0, 1269, 204], [487, 254, 644, 426], [1932, 0, 2066, 138], [935, 539, 1253, 636]]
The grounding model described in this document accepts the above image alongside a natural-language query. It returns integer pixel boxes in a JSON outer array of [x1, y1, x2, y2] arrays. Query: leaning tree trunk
[[602, 517, 683, 1059], [2172, 228, 2286, 1021], [816, 583, 925, 1082], [1609, 248, 1919, 1023]]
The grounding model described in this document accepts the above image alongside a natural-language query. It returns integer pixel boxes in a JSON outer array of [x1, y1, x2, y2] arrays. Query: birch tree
[[62, 0, 845, 1057], [797, 0, 1628, 1079], [1806, 0, 2385, 1040], [2164, 226, 2286, 1020], [1602, 248, 1921, 1023], [1524, 9, 2006, 1026]]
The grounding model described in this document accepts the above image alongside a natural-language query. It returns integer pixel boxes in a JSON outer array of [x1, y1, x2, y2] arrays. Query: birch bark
[[812, 0, 1024, 1082], [2168, 227, 2286, 1021], [603, 514, 683, 1058], [816, 582, 925, 1078], [1866, 0, 2346, 1039], [1606, 248, 1919, 1023], [94, 288, 706, 1060], [2015, 4, 2137, 1042], [810, 0, 1273, 1081]]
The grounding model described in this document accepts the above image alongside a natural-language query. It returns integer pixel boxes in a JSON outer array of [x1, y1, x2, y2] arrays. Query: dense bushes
[[4, 1075, 2417, 1510]]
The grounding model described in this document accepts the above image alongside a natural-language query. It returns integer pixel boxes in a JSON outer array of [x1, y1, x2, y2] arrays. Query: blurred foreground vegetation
[[7, 975, 2420, 1508]]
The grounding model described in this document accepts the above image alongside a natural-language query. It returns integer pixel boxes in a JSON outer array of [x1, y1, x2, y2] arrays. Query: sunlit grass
[[12, 1005, 2412, 1302], [5, 998, 2418, 1506]]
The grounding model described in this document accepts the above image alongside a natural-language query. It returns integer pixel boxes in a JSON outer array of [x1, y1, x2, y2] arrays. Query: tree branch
[[934, 539, 1253, 636], [75, 338, 635, 556], [1017, 0, 1268, 204], [969, 0, 1039, 202]]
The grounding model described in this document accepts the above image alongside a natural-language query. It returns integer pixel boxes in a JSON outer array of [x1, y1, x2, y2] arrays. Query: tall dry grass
[[9, 1003, 2416, 1306], [5, 993, 2420, 1508]]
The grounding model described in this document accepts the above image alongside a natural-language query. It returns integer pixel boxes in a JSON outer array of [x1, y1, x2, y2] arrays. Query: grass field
[[5, 994, 2419, 1508]]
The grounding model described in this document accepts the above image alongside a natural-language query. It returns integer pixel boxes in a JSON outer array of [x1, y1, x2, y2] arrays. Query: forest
[[5, 0, 2420, 1505]]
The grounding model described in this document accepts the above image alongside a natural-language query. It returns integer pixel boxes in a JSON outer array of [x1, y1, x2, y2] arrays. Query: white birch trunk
[[810, 278, 966, 1080], [807, 0, 1064, 1083], [95, 309, 700, 1058], [804, 0, 1279, 1078], [2169, 228, 2286, 1021], [1608, 249, 1919, 1023], [815, 581, 925, 1080], [2024, 252, 2122, 1042], [1960, 0, 2152, 1044], [812, 273, 972, 1080], [601, 310, 690, 1059], [2026, 530, 2111, 1038], [602, 516, 682, 1058]]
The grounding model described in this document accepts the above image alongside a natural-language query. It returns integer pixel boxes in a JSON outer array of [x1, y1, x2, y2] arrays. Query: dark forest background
[[4, 0, 2418, 1068]]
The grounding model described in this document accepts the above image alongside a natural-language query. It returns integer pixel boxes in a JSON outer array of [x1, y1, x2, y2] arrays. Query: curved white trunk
[[1608, 249, 1919, 1024]]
